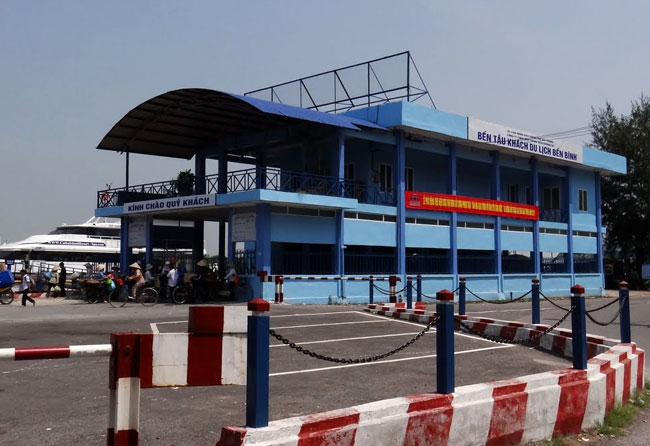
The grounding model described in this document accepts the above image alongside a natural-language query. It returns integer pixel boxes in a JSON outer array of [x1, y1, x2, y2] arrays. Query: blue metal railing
[[97, 168, 396, 208], [540, 209, 567, 223]]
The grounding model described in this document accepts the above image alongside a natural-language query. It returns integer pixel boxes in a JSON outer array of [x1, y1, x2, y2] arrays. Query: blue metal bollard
[[570, 284, 587, 370], [458, 277, 466, 316], [369, 276, 374, 304], [416, 274, 422, 303], [531, 279, 540, 325], [619, 281, 631, 343], [436, 289, 455, 394], [406, 277, 413, 309], [246, 298, 270, 427]]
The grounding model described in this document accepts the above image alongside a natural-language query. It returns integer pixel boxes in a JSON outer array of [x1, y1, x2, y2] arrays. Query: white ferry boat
[[0, 217, 120, 273]]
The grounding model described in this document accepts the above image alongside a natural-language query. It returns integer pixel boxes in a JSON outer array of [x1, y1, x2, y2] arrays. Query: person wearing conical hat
[[127, 262, 145, 298]]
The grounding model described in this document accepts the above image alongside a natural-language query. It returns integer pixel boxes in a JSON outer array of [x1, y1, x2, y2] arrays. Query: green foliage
[[596, 389, 649, 437], [175, 169, 195, 196], [592, 95, 650, 281]]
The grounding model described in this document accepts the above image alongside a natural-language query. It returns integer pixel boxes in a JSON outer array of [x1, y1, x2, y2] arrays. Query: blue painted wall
[[344, 219, 396, 247], [271, 214, 336, 244], [406, 224, 450, 248]]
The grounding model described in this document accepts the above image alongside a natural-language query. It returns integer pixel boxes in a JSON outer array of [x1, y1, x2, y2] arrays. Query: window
[[379, 164, 393, 192], [578, 189, 588, 211], [507, 184, 518, 203], [525, 187, 532, 205], [543, 187, 560, 210], [406, 167, 414, 191], [345, 163, 355, 181]]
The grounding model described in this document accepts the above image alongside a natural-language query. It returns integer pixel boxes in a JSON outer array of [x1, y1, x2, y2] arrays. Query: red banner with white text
[[405, 191, 539, 220]]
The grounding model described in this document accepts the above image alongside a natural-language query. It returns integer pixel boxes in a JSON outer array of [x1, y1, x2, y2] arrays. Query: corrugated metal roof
[[97, 88, 386, 159]]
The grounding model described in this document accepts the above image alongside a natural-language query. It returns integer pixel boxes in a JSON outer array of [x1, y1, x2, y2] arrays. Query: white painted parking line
[[150, 320, 188, 334], [270, 331, 431, 348], [273, 320, 388, 330], [269, 344, 514, 377], [271, 311, 358, 318]]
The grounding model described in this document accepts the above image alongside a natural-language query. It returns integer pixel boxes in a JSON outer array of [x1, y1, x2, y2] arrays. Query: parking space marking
[[269, 344, 514, 377], [271, 331, 431, 348], [271, 311, 359, 318], [273, 320, 388, 330], [150, 320, 188, 334]]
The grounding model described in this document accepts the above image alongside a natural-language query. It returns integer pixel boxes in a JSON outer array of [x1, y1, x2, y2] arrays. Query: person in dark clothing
[[58, 262, 67, 297]]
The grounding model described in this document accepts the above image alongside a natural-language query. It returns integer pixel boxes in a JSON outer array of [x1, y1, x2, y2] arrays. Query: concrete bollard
[[107, 333, 141, 446], [571, 284, 587, 370], [416, 274, 422, 303], [389, 275, 397, 304], [274, 275, 280, 304], [406, 277, 413, 309], [436, 289, 455, 394], [278, 276, 284, 303], [246, 298, 270, 428], [619, 281, 631, 343], [458, 277, 466, 316], [531, 279, 540, 325], [369, 275, 374, 305]]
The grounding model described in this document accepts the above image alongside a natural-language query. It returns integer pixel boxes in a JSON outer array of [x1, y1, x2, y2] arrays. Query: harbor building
[[94, 53, 626, 302]]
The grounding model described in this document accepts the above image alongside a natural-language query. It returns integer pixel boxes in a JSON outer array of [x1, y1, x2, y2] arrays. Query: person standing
[[58, 262, 67, 298], [20, 269, 35, 307], [224, 262, 238, 300], [46, 266, 59, 297]]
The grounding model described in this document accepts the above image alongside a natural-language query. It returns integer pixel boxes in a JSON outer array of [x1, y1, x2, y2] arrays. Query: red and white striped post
[[0, 344, 112, 361], [389, 275, 398, 304], [107, 333, 142, 446]]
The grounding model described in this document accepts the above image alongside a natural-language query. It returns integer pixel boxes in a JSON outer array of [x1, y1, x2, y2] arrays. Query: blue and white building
[[94, 54, 626, 302]]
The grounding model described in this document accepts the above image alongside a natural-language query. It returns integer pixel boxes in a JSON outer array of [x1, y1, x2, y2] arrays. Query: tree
[[591, 95, 650, 285]]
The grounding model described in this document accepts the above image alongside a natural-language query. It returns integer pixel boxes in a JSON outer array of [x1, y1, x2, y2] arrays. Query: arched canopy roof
[[97, 88, 386, 159]]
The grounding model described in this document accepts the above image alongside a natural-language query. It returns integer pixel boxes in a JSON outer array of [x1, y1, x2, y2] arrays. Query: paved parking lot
[[0, 292, 646, 445]]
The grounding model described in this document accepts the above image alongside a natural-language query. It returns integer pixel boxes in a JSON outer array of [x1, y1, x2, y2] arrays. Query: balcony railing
[[540, 209, 568, 223], [97, 168, 396, 208]]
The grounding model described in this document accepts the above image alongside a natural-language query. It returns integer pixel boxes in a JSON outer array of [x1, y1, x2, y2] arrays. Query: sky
[[1, 1, 649, 253]]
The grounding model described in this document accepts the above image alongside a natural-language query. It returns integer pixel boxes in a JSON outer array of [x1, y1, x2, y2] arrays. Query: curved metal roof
[[97, 88, 386, 159]]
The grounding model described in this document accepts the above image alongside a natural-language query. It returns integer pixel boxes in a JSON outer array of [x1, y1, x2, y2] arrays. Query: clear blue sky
[[1, 1, 649, 253]]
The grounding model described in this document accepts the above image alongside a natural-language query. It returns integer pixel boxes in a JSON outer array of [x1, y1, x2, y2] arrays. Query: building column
[[218, 151, 228, 194], [255, 204, 271, 274], [491, 152, 502, 292], [595, 172, 604, 284], [193, 220, 204, 265], [255, 152, 266, 189], [447, 143, 458, 277], [227, 210, 234, 262], [531, 157, 541, 276], [565, 167, 575, 280], [120, 216, 130, 273], [333, 131, 345, 275], [195, 153, 206, 194], [395, 130, 406, 275], [144, 216, 153, 266]]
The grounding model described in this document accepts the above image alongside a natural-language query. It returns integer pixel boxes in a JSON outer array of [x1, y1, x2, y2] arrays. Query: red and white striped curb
[[216, 313, 644, 446], [0, 344, 112, 360]]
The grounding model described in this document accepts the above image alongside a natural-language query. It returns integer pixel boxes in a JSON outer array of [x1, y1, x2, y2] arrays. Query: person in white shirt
[[167, 264, 178, 290], [20, 269, 35, 307]]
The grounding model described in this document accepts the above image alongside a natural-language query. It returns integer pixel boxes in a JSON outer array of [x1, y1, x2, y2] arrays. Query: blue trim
[[95, 206, 124, 217], [216, 189, 358, 209], [583, 147, 626, 174], [531, 157, 541, 275], [447, 143, 458, 276], [396, 131, 406, 275]]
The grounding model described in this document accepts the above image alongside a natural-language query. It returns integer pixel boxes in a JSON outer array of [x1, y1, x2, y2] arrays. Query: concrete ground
[[0, 290, 647, 445]]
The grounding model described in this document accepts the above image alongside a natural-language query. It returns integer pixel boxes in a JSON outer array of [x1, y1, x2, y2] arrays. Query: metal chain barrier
[[465, 287, 532, 304], [539, 291, 571, 311], [455, 305, 575, 345], [269, 315, 438, 364], [420, 286, 459, 300], [372, 283, 408, 296], [585, 295, 625, 326]]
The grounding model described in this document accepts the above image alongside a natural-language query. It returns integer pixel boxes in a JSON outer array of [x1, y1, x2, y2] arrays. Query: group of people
[[4, 262, 68, 307]]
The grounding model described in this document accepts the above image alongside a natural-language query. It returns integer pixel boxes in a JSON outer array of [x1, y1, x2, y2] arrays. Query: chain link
[[455, 305, 575, 345], [465, 287, 532, 304], [539, 291, 571, 311], [420, 286, 460, 300], [585, 295, 625, 326], [269, 314, 438, 364], [372, 283, 408, 296]]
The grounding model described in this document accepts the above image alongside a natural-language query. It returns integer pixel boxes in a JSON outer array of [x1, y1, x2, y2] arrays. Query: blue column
[[256, 153, 266, 190], [406, 277, 413, 309], [193, 220, 204, 264], [369, 276, 374, 304], [218, 152, 228, 194], [395, 130, 406, 275], [565, 168, 575, 279], [531, 158, 541, 276], [570, 284, 587, 369], [144, 216, 153, 266], [246, 298, 270, 427], [195, 153, 206, 194], [437, 289, 455, 393], [447, 143, 458, 277], [491, 152, 502, 290], [595, 172, 604, 282], [227, 209, 234, 262], [333, 132, 345, 276], [619, 281, 631, 343], [255, 204, 271, 273], [458, 277, 466, 316], [416, 275, 422, 303], [120, 216, 129, 273]]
